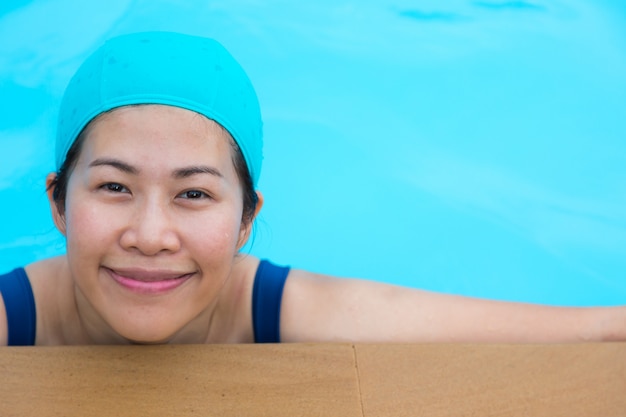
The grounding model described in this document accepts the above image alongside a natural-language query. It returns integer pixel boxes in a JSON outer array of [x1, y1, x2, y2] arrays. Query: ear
[[46, 173, 67, 236], [237, 190, 264, 249]]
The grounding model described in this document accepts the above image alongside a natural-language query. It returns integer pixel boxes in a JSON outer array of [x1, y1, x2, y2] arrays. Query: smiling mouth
[[105, 268, 194, 294]]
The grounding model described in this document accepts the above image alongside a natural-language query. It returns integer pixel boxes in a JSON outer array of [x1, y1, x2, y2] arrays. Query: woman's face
[[50, 105, 252, 343]]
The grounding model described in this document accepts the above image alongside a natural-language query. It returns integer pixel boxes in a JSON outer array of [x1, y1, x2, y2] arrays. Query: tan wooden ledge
[[1, 343, 624, 416]]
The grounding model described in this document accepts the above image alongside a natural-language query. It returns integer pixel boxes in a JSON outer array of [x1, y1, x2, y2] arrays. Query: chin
[[122, 330, 177, 345], [111, 321, 182, 345], [127, 338, 173, 345]]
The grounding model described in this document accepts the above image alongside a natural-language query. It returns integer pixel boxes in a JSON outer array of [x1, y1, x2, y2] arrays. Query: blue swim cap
[[56, 31, 263, 186]]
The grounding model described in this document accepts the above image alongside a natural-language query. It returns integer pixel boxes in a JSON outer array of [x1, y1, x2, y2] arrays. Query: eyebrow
[[89, 158, 138, 174], [88, 158, 223, 179], [173, 165, 223, 179]]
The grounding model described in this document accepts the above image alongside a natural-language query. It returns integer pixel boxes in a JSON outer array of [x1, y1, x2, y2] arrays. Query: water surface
[[1, 0, 625, 305]]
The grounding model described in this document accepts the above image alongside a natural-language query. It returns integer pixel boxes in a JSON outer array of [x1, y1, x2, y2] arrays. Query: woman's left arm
[[279, 269, 626, 343]]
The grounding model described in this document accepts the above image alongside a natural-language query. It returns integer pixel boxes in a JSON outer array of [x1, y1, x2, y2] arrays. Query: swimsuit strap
[[0, 268, 37, 346], [252, 260, 290, 343]]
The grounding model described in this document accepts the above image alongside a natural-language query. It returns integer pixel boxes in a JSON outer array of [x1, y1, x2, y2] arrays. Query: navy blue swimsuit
[[0, 259, 289, 345]]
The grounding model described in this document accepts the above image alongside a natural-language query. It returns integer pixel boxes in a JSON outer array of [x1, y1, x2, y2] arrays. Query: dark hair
[[48, 107, 259, 226]]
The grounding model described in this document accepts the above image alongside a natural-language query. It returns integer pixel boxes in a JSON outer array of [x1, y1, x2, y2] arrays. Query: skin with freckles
[[1, 104, 625, 346], [42, 105, 261, 344]]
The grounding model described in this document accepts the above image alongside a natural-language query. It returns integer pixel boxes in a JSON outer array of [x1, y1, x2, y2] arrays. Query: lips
[[105, 267, 194, 294]]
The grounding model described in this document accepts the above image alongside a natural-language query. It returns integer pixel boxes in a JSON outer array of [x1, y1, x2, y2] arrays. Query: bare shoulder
[[0, 280, 6, 345], [25, 256, 69, 295], [24, 257, 71, 345], [280, 268, 411, 342]]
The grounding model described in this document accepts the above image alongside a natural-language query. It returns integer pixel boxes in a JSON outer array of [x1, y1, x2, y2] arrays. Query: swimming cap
[[56, 31, 263, 186]]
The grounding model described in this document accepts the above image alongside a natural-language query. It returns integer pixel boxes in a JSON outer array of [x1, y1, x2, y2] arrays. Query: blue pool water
[[1, 0, 625, 305]]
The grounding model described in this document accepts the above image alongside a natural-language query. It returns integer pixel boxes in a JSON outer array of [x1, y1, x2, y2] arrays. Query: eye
[[178, 189, 210, 200], [101, 183, 129, 193]]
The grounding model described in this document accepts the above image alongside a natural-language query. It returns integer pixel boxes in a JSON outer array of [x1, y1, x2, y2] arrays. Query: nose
[[119, 197, 181, 256]]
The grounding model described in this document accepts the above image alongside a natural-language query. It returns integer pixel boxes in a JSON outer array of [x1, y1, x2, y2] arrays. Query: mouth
[[104, 267, 194, 294]]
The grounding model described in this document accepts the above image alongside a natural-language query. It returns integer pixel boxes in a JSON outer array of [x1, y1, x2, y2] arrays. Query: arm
[[280, 269, 626, 343]]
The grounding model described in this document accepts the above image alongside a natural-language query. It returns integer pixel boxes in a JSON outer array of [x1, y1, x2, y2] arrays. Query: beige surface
[[1, 343, 625, 416], [0, 344, 362, 417], [356, 343, 626, 417]]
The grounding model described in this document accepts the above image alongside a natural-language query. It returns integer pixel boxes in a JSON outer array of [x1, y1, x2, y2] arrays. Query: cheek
[[180, 209, 244, 256], [63, 191, 137, 265], [61, 199, 119, 301], [64, 199, 111, 250]]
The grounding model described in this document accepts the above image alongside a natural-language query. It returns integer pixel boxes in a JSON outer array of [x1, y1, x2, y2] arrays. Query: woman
[[0, 31, 624, 345]]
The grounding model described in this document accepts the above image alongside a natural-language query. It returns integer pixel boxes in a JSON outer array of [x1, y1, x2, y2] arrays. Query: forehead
[[86, 104, 231, 139], [78, 105, 236, 166]]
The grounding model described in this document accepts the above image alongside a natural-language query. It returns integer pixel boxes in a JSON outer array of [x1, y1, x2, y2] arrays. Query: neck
[[73, 284, 222, 345]]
